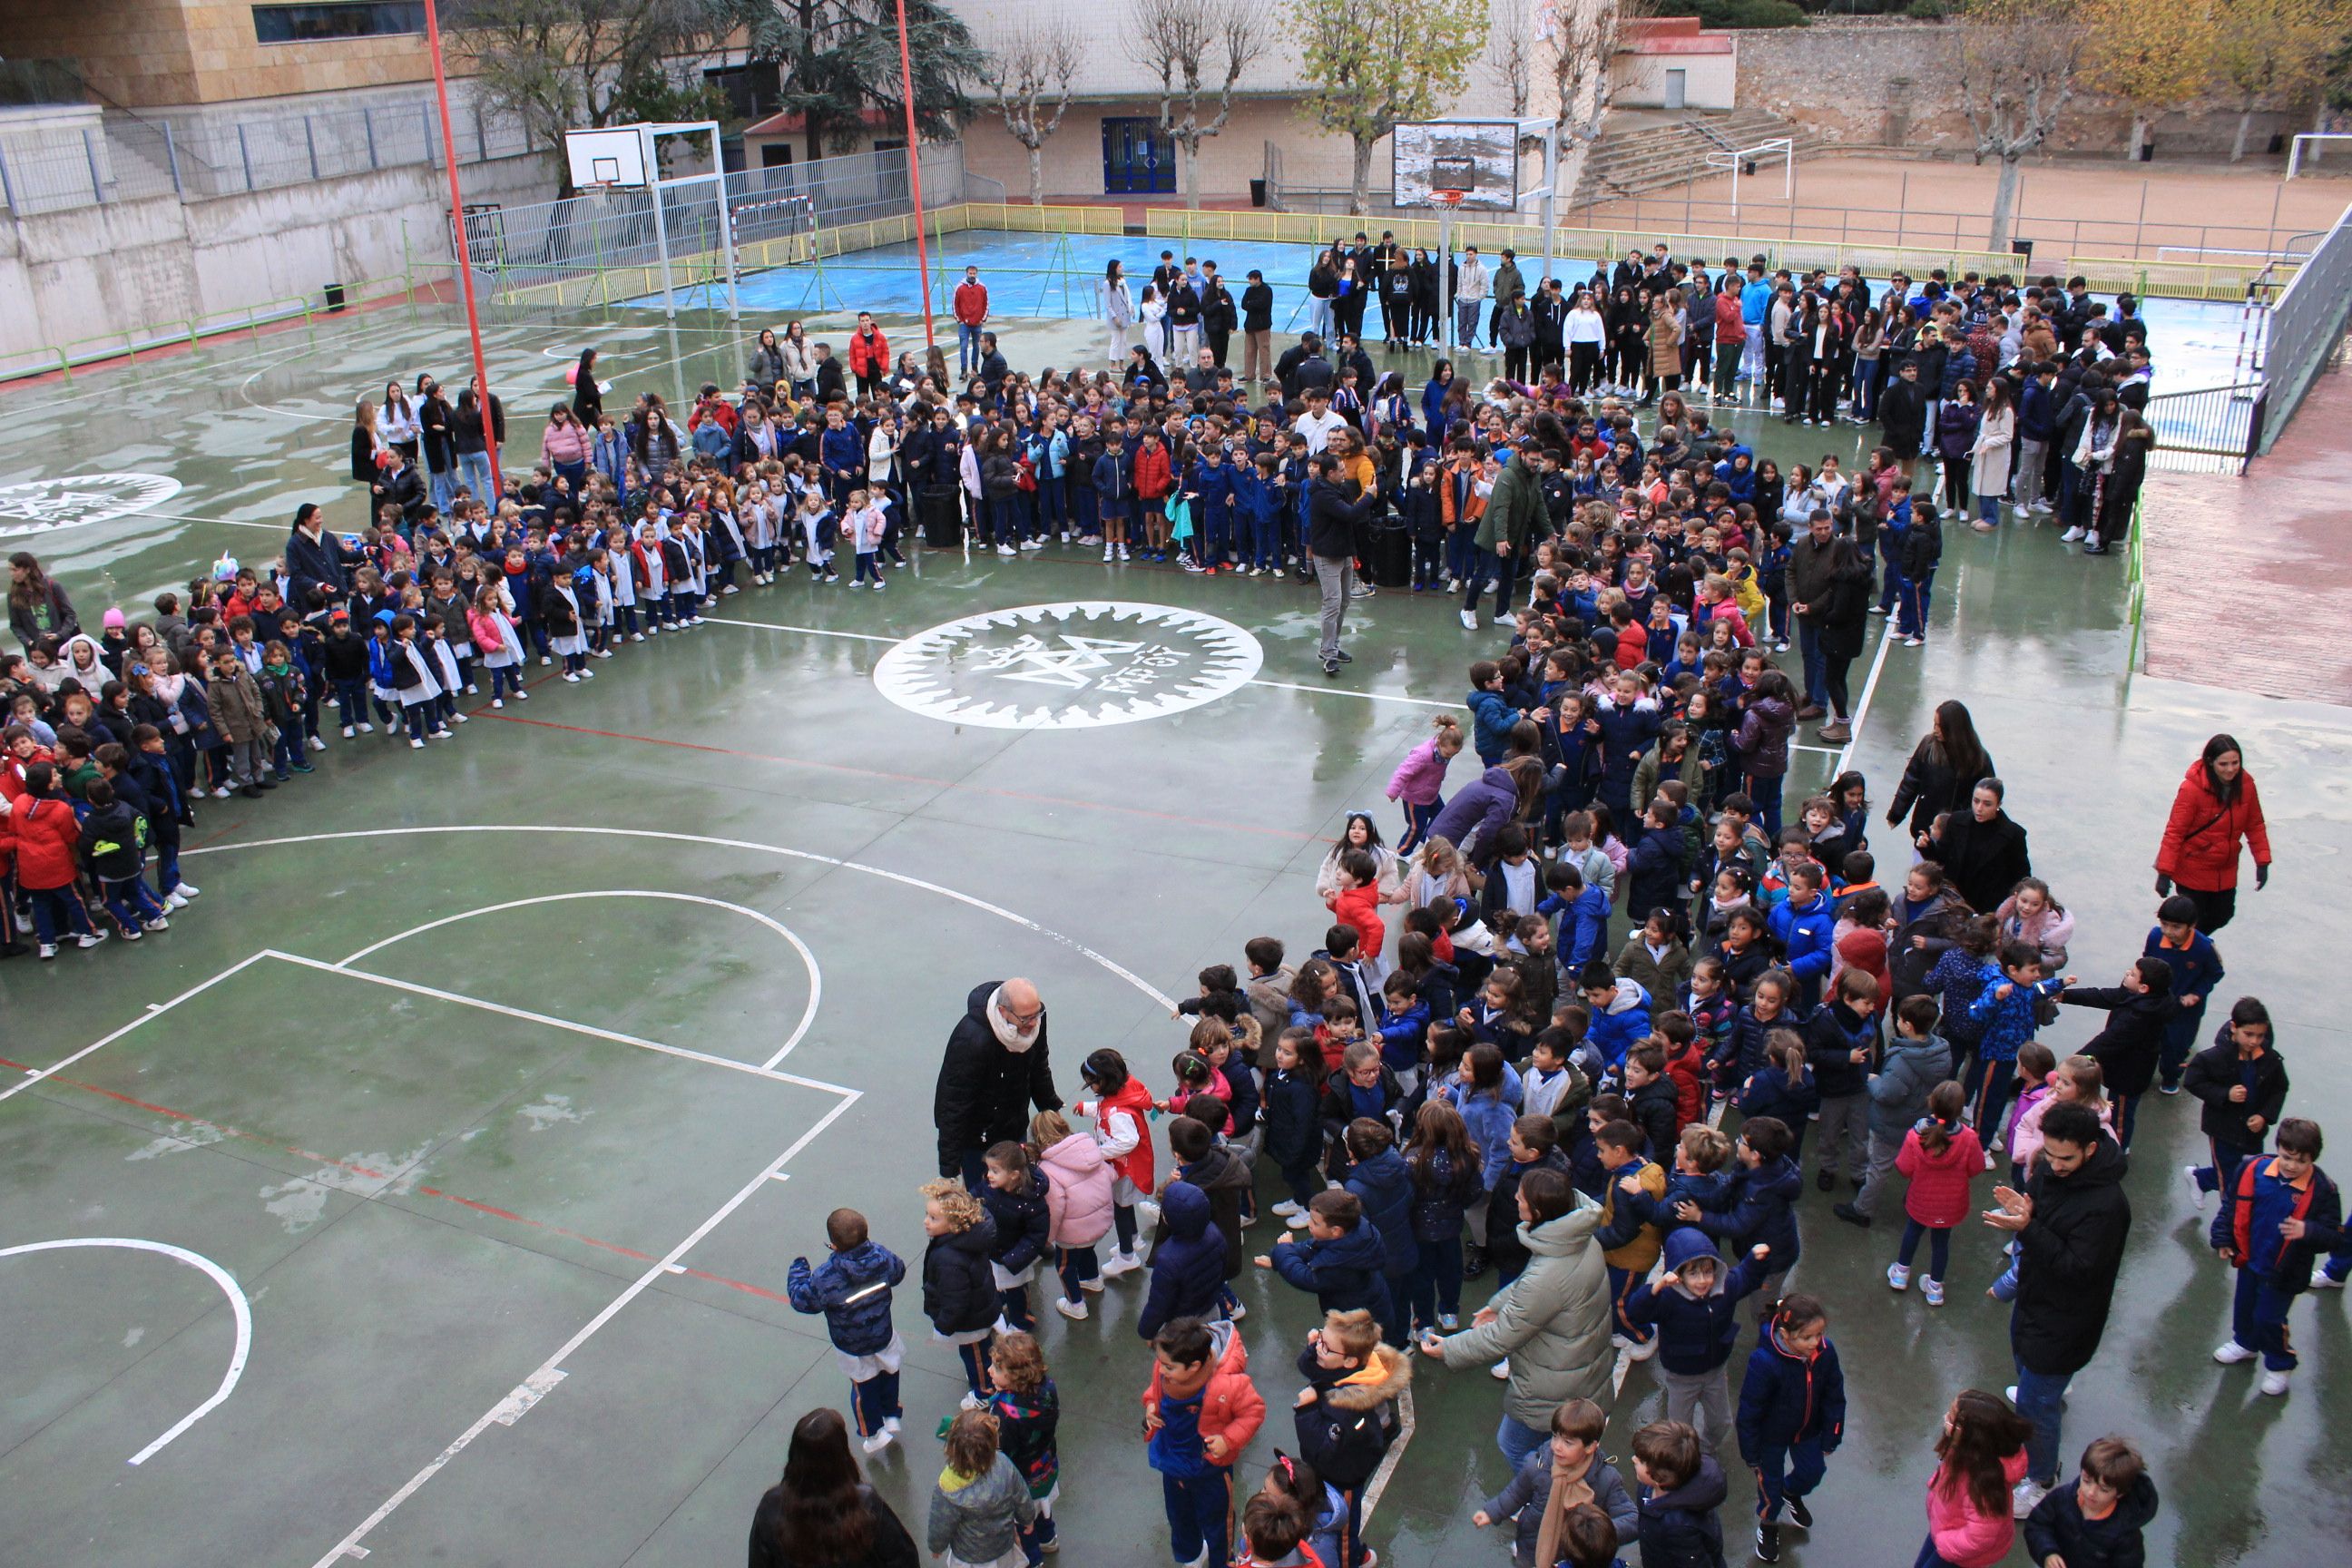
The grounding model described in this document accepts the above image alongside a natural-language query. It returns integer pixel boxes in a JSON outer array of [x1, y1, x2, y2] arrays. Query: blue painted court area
[[637, 228, 2260, 391]]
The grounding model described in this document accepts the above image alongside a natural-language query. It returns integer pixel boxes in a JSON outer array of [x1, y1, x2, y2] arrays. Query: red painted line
[[473, 710, 1321, 841], [0, 1054, 792, 1304]]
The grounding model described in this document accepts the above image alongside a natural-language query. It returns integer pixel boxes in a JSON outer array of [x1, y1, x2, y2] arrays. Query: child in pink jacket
[[1887, 1081, 1983, 1306], [1034, 1109, 1115, 1320], [1385, 713, 1464, 853], [1920, 1389, 2034, 1567]]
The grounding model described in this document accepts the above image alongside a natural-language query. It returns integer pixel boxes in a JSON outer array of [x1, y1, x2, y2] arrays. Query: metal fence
[[2257, 200, 2352, 452], [456, 145, 991, 316], [2143, 382, 2263, 474], [0, 99, 533, 215]]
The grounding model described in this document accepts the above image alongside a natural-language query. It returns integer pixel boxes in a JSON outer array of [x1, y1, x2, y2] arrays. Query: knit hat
[[102, 608, 126, 630]]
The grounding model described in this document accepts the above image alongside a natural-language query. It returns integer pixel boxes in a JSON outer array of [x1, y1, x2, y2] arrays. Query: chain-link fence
[[456, 145, 990, 316], [0, 100, 533, 215], [2254, 200, 2352, 453]]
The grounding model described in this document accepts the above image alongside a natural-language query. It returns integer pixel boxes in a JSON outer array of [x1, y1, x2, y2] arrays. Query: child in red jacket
[[1323, 851, 1387, 975], [1134, 430, 1175, 562], [8, 762, 102, 957], [1144, 1316, 1265, 1568], [1887, 1082, 1983, 1307]]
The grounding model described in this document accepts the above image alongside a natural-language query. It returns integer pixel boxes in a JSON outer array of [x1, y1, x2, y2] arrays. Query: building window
[[252, 4, 426, 44]]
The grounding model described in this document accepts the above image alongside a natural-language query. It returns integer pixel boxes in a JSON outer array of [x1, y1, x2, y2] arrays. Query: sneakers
[[1079, 1277, 1104, 1293], [995, 544, 1017, 557], [1437, 1312, 1459, 1331], [1904, 635, 1923, 647], [165, 892, 190, 910], [1103, 545, 1114, 562], [1622, 1334, 1658, 1362], [1270, 1200, 1302, 1218], [1490, 1357, 1510, 1380], [1886, 1262, 1911, 1291], [2186, 1164, 2210, 1208], [1459, 609, 1478, 630], [37, 942, 56, 960], [1223, 1299, 1248, 1322], [2311, 1268, 2347, 1290], [2010, 1479, 2050, 1519], [1922, 1277, 1945, 1307], [860, 1429, 896, 1456], [309, 734, 327, 750], [341, 724, 356, 739], [1286, 1210, 1312, 1230], [174, 881, 198, 898], [2059, 525, 2085, 543], [78, 930, 108, 949], [141, 916, 170, 934], [958, 1392, 987, 1413], [2260, 1368, 2292, 1396], [1816, 721, 1852, 743], [1785, 1496, 1812, 1531], [1754, 1522, 1781, 1563], [2212, 1340, 2259, 1365], [1054, 1297, 1089, 1321], [1100, 1250, 1142, 1279]]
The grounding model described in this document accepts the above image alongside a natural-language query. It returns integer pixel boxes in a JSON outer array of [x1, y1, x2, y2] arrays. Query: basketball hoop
[[1433, 190, 1466, 210]]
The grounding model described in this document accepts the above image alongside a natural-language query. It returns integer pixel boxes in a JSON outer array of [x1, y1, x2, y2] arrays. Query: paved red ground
[[2141, 361, 2352, 701]]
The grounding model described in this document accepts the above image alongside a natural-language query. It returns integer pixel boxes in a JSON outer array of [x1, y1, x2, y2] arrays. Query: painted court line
[[0, 950, 274, 1105], [1834, 622, 1901, 776], [0, 1238, 251, 1466], [331, 890, 823, 1068], [183, 824, 1181, 1011], [262, 950, 850, 1098], [306, 1093, 862, 1568]]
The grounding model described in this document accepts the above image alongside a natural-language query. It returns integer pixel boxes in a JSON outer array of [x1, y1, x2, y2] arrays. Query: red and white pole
[[893, 0, 936, 349], [423, 0, 501, 496]]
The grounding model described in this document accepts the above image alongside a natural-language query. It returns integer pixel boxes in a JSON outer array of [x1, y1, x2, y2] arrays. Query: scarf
[[987, 985, 1038, 1054], [1533, 1449, 1596, 1568]]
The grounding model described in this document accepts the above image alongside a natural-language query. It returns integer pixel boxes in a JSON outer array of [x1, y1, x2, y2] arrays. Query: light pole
[[422, 0, 500, 496]]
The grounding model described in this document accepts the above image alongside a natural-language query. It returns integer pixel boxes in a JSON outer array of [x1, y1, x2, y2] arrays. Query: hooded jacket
[[1140, 1181, 1230, 1338], [8, 794, 83, 891], [2022, 1472, 2161, 1568], [1897, 1123, 1984, 1229], [920, 1210, 1000, 1337], [2011, 1133, 2132, 1377], [1426, 765, 1520, 862], [1180, 1146, 1256, 1279], [1269, 1211, 1387, 1318], [1766, 892, 1835, 1008], [2063, 985, 2171, 1098], [925, 1452, 1037, 1563], [1688, 1154, 1803, 1277], [1636, 1454, 1730, 1568], [1484, 1446, 1639, 1568], [1803, 998, 1877, 1100], [2156, 760, 2269, 892], [1344, 1146, 1417, 1280], [1141, 1317, 1264, 1469], [1586, 977, 1654, 1068], [1292, 1341, 1410, 1488], [1038, 1131, 1116, 1247], [1735, 1320, 1846, 1460], [1867, 1034, 1954, 1141], [933, 981, 1062, 1178], [1436, 1196, 1613, 1426], [2181, 1033, 2289, 1150], [785, 1240, 907, 1357], [1624, 1227, 1769, 1376]]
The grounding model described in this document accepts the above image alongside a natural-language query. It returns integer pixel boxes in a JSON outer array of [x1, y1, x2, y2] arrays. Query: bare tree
[[1123, 0, 1269, 209], [1544, 0, 1653, 204], [984, 27, 1081, 205], [1955, 0, 2087, 249], [1489, 0, 1534, 119]]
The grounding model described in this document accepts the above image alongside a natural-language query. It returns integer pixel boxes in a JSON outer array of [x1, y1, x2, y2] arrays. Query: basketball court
[[4, 118, 2349, 1568]]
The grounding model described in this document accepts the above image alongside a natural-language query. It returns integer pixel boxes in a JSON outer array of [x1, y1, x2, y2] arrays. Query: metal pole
[[364, 106, 377, 171], [238, 122, 255, 191], [1437, 206, 1454, 355], [1540, 122, 1558, 293], [423, 0, 502, 496], [306, 115, 319, 181], [163, 122, 182, 198], [647, 127, 677, 319], [894, 0, 938, 349], [2135, 179, 2147, 257], [709, 122, 740, 320], [83, 127, 105, 204]]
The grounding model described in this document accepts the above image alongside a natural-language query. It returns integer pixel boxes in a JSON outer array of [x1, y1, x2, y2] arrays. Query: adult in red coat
[[2154, 733, 2270, 935], [848, 313, 890, 397]]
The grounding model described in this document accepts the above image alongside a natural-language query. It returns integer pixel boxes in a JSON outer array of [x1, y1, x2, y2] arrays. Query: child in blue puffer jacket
[[1467, 661, 1523, 766], [1735, 1292, 1845, 1562], [788, 1207, 910, 1453], [1964, 939, 2069, 1144]]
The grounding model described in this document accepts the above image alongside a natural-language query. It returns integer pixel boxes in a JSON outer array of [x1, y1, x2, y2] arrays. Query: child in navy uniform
[[1735, 1293, 1843, 1563], [920, 1178, 1001, 1408], [1291, 1308, 1410, 1568], [2059, 957, 2173, 1150], [1632, 1420, 1730, 1568], [2144, 894, 2223, 1093], [983, 1142, 1053, 1334], [1474, 1397, 1640, 1568], [2210, 1116, 2341, 1399], [2022, 1437, 2161, 1568], [1624, 1230, 1773, 1453], [785, 1206, 908, 1454]]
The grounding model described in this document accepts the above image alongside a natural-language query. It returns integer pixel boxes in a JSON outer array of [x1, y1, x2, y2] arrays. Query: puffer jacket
[[1867, 1034, 1953, 1141], [7, 794, 81, 890], [1735, 1319, 1846, 1461], [1688, 1154, 1803, 1277], [1436, 1195, 1613, 1427], [1624, 1227, 1769, 1377], [925, 1453, 1036, 1563], [1269, 1210, 1388, 1318], [1734, 691, 1794, 777], [1407, 1146, 1484, 1243], [785, 1240, 907, 1357], [1292, 1341, 1411, 1489], [982, 1167, 1053, 1278], [1346, 1147, 1417, 1280], [920, 1211, 1000, 1337], [1139, 1181, 1228, 1338], [1426, 765, 1519, 861], [2156, 760, 2270, 892], [1038, 1132, 1115, 1247]]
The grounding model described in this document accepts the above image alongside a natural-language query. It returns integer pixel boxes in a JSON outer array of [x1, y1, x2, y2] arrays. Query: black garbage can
[[1368, 519, 1411, 589], [323, 281, 348, 312], [920, 484, 962, 548], [1250, 179, 1268, 209]]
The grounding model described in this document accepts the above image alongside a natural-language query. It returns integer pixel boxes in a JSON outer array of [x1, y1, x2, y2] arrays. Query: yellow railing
[[2063, 255, 2298, 301]]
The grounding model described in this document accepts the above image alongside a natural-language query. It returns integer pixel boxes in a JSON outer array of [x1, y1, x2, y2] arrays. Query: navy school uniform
[[2143, 924, 2222, 1089], [1735, 1318, 1844, 1527]]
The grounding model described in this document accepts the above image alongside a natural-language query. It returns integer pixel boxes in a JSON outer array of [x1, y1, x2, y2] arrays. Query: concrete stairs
[[1570, 107, 1830, 207]]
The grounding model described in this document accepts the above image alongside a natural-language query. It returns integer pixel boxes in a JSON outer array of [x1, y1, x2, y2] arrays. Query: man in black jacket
[[933, 978, 1061, 1189], [1200, 265, 1237, 368], [1240, 269, 1276, 386], [1877, 359, 1928, 465], [1786, 509, 1838, 724], [1988, 1102, 2131, 1516], [1308, 453, 1377, 676]]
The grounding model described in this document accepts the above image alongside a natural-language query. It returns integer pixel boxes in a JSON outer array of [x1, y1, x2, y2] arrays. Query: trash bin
[[323, 281, 348, 312], [1367, 519, 1411, 589], [919, 483, 963, 549], [1250, 179, 1268, 209]]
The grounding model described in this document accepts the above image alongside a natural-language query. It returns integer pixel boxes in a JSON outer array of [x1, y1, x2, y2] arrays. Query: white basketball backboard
[[1391, 120, 1522, 211], [564, 126, 648, 190]]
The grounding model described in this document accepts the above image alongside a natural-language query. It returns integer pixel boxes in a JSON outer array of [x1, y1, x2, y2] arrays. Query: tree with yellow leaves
[[2210, 0, 2352, 161], [2082, 0, 2220, 161]]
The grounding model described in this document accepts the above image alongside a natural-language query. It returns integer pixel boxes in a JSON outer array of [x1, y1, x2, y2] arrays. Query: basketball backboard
[[1391, 120, 1521, 211], [564, 127, 649, 190]]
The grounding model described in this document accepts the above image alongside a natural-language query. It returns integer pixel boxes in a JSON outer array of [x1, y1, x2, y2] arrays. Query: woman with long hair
[[2154, 732, 2270, 933], [2089, 407, 2154, 555], [1101, 259, 1133, 368], [379, 379, 421, 468], [1916, 1388, 2035, 1566], [349, 398, 383, 484], [7, 551, 80, 652], [748, 1407, 918, 1568], [1810, 534, 1874, 745], [1887, 700, 1993, 841], [572, 347, 604, 426], [1967, 377, 2014, 534]]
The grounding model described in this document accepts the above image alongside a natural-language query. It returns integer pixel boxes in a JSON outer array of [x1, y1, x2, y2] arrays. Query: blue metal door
[[1102, 117, 1175, 195]]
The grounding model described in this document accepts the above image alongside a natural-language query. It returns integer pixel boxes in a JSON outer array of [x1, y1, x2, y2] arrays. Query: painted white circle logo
[[874, 602, 1264, 730], [0, 474, 183, 538]]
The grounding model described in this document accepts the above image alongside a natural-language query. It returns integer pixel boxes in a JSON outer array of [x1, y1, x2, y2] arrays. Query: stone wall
[[1732, 18, 2299, 159], [0, 1, 437, 109]]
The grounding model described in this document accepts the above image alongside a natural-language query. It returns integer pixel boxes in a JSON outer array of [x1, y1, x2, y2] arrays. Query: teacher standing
[[933, 977, 1061, 1189], [2155, 733, 2270, 934]]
